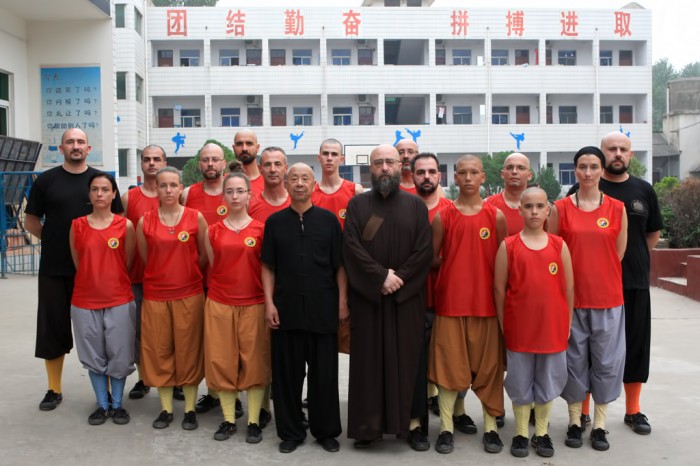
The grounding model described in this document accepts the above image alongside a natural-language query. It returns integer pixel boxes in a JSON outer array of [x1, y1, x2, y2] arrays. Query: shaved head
[[455, 154, 483, 171]]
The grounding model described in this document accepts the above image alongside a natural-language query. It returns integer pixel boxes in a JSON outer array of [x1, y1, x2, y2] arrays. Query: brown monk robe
[[343, 182, 432, 442]]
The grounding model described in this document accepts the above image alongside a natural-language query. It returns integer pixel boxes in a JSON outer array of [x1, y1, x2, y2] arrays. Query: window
[[620, 105, 633, 124], [559, 163, 576, 185], [358, 49, 373, 65], [515, 49, 529, 65], [293, 107, 313, 126], [118, 149, 128, 176], [0, 72, 8, 101], [271, 107, 286, 126], [516, 105, 530, 124], [116, 72, 126, 100], [180, 50, 200, 67], [270, 49, 286, 66], [333, 107, 352, 126], [439, 164, 448, 187], [559, 106, 577, 124], [620, 50, 633, 66], [332, 49, 351, 66], [157, 50, 173, 67], [221, 108, 240, 127], [492, 106, 509, 124], [134, 7, 143, 36], [600, 50, 613, 66], [491, 50, 508, 66], [248, 107, 263, 126], [339, 165, 353, 181], [158, 108, 174, 128], [220, 50, 239, 66], [407, 0, 422, 6], [435, 48, 446, 66], [115, 4, 125, 28], [246, 49, 262, 66], [385, 0, 400, 6], [453, 106, 472, 125], [546, 105, 553, 124], [0, 107, 7, 136], [600, 105, 613, 124], [453, 49, 471, 65], [135, 74, 143, 103], [292, 49, 312, 65], [558, 50, 576, 66], [181, 109, 201, 128], [359, 106, 375, 125], [0, 72, 8, 136], [546, 48, 552, 66]]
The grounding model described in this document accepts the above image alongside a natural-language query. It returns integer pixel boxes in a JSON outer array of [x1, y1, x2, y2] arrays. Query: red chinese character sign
[[226, 10, 245, 37], [343, 10, 361, 37], [614, 11, 632, 37], [506, 10, 525, 37], [451, 10, 469, 36], [285, 9, 304, 36], [560, 11, 579, 37], [167, 9, 187, 37]]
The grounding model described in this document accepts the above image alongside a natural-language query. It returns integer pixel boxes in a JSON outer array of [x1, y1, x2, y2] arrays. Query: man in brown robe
[[343, 144, 433, 450]]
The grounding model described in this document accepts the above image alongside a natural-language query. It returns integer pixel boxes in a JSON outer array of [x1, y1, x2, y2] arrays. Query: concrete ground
[[1, 274, 698, 465]]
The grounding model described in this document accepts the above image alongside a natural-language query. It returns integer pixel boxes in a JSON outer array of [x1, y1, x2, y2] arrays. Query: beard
[[238, 153, 256, 165], [371, 172, 400, 196], [605, 160, 629, 175], [202, 170, 222, 180], [417, 181, 437, 195]]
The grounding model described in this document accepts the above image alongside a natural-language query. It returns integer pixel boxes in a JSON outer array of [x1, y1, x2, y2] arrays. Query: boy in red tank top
[[494, 187, 574, 458]]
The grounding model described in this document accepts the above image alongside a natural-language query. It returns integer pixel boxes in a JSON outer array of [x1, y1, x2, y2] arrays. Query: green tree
[[679, 61, 700, 78], [534, 166, 562, 202], [628, 157, 647, 178], [182, 139, 235, 187], [480, 151, 511, 197], [652, 58, 677, 132], [151, 0, 218, 6]]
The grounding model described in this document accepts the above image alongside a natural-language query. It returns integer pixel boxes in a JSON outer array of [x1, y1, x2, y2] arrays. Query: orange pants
[[141, 293, 205, 387]]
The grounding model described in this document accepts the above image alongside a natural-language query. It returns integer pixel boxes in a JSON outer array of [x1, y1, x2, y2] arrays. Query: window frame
[[332, 49, 351, 66], [453, 106, 473, 125], [221, 107, 241, 127], [180, 50, 200, 67], [292, 49, 312, 66], [180, 108, 202, 128], [558, 105, 578, 124], [600, 105, 613, 124], [453, 49, 471, 65], [135, 74, 143, 103], [116, 71, 127, 100], [558, 50, 577, 66], [134, 7, 143, 36], [333, 106, 352, 126], [219, 49, 239, 66], [559, 162, 576, 185], [491, 49, 509, 66], [293, 106, 313, 126], [491, 106, 509, 124], [247, 107, 263, 126], [600, 50, 613, 66], [115, 4, 125, 28]]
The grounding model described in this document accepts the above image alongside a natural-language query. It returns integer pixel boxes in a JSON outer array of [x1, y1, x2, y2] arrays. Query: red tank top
[[126, 186, 159, 284], [185, 181, 227, 226], [486, 192, 523, 237], [71, 216, 133, 309], [435, 202, 499, 317], [207, 220, 265, 306], [425, 197, 453, 308], [249, 175, 264, 197], [249, 192, 290, 223], [311, 179, 355, 229], [400, 185, 417, 195], [503, 234, 569, 353], [554, 195, 624, 309], [142, 207, 203, 301]]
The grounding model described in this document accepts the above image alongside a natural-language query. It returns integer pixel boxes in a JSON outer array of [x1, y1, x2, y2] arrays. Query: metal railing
[[0, 171, 41, 278]]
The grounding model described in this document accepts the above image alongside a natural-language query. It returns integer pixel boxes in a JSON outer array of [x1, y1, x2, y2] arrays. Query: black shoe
[[194, 394, 220, 414], [589, 428, 610, 451], [353, 438, 382, 449], [565, 424, 583, 448], [408, 427, 430, 451], [246, 422, 263, 444], [279, 439, 302, 453], [214, 421, 237, 441], [428, 396, 440, 416], [624, 412, 651, 435], [182, 410, 198, 430], [301, 411, 309, 430], [581, 413, 591, 432], [531, 434, 554, 457], [302, 397, 309, 408], [510, 435, 529, 458], [453, 414, 477, 434], [496, 415, 505, 428], [112, 407, 130, 425], [152, 410, 173, 429], [128, 380, 150, 400], [482, 431, 503, 453], [39, 390, 62, 411], [235, 398, 244, 419], [529, 408, 536, 426], [259, 408, 272, 429], [88, 407, 110, 426], [173, 386, 185, 401], [319, 437, 340, 452], [435, 431, 454, 454]]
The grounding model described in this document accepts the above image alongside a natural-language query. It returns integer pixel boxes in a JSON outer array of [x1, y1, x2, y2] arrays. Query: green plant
[[182, 139, 235, 186], [664, 178, 700, 248], [628, 157, 647, 178], [534, 166, 562, 202], [479, 151, 511, 197], [654, 176, 679, 239]]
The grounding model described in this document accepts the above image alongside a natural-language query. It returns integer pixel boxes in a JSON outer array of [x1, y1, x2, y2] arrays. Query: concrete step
[[658, 276, 688, 297], [680, 262, 687, 278]]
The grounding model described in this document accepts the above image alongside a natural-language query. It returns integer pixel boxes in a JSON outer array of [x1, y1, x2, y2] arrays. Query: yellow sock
[[135, 364, 143, 381], [428, 382, 438, 398], [262, 384, 271, 411], [219, 390, 236, 423], [207, 387, 219, 399], [45, 355, 65, 393], [534, 401, 553, 437], [247, 386, 265, 425], [483, 405, 498, 433], [568, 401, 582, 427], [512, 403, 530, 437], [183, 385, 198, 413], [409, 418, 421, 430], [158, 387, 174, 413], [236, 391, 242, 402], [453, 395, 466, 416], [593, 402, 608, 430], [437, 386, 458, 433]]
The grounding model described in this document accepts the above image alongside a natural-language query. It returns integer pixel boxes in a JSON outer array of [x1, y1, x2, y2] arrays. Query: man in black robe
[[343, 144, 433, 450]]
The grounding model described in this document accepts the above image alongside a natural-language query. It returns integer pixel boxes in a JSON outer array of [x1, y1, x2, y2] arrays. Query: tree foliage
[[479, 151, 511, 197], [652, 58, 700, 131], [662, 178, 700, 248], [151, 0, 218, 7], [628, 157, 647, 178], [181, 139, 235, 187], [534, 166, 562, 202]]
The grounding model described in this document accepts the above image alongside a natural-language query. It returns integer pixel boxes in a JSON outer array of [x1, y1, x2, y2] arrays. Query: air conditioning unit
[[436, 94, 443, 102], [357, 39, 368, 47], [435, 39, 445, 47], [246, 95, 261, 105], [356, 94, 369, 104], [244, 40, 260, 49]]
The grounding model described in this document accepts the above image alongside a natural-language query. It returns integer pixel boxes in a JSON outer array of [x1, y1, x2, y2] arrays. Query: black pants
[[271, 330, 342, 442], [35, 275, 74, 359], [623, 289, 651, 383]]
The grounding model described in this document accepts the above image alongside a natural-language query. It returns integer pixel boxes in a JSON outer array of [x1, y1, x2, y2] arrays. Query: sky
[[218, 0, 699, 69]]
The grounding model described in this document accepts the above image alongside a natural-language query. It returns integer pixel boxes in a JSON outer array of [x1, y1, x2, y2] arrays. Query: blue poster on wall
[[40, 66, 102, 165]]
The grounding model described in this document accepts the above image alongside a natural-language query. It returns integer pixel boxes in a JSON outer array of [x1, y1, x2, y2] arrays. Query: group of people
[[27, 127, 661, 458]]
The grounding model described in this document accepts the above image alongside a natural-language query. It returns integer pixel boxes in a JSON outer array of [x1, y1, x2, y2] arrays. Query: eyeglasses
[[372, 158, 399, 167], [200, 158, 223, 164], [504, 165, 529, 172]]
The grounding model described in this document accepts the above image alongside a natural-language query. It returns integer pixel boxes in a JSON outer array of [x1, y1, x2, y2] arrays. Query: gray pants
[[505, 350, 567, 405], [71, 302, 137, 379], [561, 306, 625, 405]]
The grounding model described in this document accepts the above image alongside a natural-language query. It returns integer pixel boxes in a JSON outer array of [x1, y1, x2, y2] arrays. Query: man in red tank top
[[249, 147, 290, 223], [232, 129, 265, 197], [486, 153, 533, 237], [397, 140, 420, 194], [182, 143, 228, 225]]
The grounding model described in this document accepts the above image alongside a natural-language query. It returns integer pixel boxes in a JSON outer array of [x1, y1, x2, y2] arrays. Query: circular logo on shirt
[[217, 205, 228, 216], [479, 227, 491, 239], [178, 231, 190, 242], [597, 217, 610, 228], [107, 237, 119, 249], [339, 208, 347, 219], [632, 199, 646, 214], [548, 262, 559, 275], [244, 237, 256, 247]]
